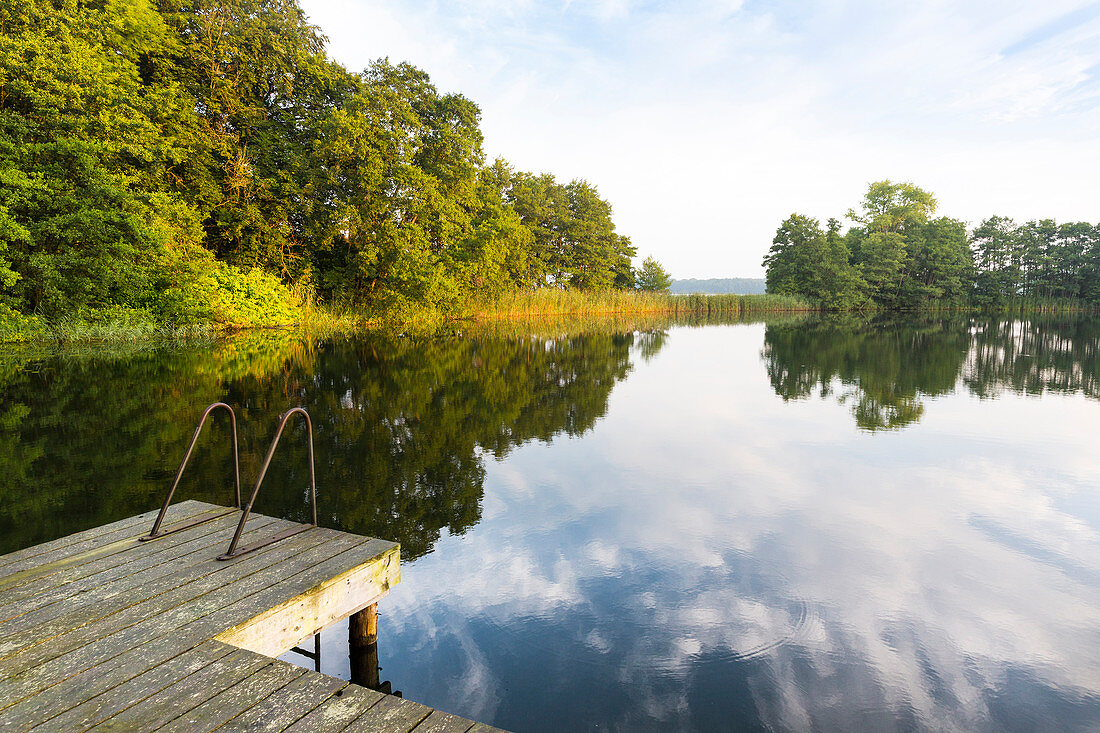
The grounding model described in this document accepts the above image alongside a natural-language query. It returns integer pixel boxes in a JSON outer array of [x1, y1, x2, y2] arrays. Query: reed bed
[[663, 293, 814, 315], [466, 290, 814, 321]]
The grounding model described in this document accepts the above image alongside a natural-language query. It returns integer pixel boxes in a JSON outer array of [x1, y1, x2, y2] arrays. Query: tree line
[[0, 0, 672, 327], [763, 181, 1100, 309]]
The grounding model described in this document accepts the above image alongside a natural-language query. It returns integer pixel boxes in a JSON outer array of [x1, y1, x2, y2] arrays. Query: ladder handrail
[[218, 407, 317, 560], [141, 402, 241, 542]]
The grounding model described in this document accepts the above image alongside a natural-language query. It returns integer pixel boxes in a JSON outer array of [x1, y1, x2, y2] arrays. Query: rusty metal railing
[[141, 403, 241, 542], [217, 408, 317, 560]]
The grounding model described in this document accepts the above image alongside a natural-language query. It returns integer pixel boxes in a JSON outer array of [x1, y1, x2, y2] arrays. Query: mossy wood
[[0, 500, 507, 732]]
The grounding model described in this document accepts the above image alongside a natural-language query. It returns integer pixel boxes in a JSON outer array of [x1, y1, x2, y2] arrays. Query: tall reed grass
[[465, 290, 814, 321]]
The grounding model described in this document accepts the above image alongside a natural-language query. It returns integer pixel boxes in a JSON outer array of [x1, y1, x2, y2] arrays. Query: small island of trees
[[763, 181, 1100, 310]]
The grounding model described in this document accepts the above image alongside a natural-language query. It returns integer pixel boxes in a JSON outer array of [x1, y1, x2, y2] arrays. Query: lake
[[1, 314, 1098, 731]]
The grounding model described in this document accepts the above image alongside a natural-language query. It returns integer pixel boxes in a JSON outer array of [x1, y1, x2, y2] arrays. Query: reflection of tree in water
[[632, 330, 669, 363], [965, 317, 1100, 399], [763, 314, 1100, 431], [0, 330, 657, 558]]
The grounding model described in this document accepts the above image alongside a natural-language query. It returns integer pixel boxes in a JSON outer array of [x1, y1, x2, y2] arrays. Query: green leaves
[[763, 214, 865, 309], [0, 0, 638, 330], [635, 256, 672, 292], [767, 181, 1099, 310], [847, 180, 937, 234]]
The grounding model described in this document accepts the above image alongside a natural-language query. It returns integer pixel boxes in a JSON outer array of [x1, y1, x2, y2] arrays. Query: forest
[[0, 0, 649, 338], [763, 181, 1100, 310]]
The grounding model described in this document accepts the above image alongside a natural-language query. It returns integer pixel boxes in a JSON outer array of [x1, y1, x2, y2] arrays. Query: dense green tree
[[898, 217, 973, 306], [763, 215, 864, 309], [970, 216, 1019, 305], [764, 214, 824, 297], [847, 181, 937, 234], [0, 0, 641, 325], [635, 256, 673, 292], [847, 180, 938, 306], [0, 0, 199, 314], [970, 217, 1100, 306], [763, 182, 1097, 311], [506, 172, 633, 290]]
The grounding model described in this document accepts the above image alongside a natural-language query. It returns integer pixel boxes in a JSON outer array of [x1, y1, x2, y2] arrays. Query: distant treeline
[[669, 278, 766, 295], [763, 181, 1100, 310], [0, 0, 642, 329]]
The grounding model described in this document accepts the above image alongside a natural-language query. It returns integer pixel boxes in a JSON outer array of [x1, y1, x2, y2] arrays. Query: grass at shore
[[463, 290, 814, 321], [8, 288, 1096, 345], [0, 290, 814, 344]]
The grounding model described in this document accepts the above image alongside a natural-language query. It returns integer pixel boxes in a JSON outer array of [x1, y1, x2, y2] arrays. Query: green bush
[[155, 245, 302, 327], [0, 304, 46, 342]]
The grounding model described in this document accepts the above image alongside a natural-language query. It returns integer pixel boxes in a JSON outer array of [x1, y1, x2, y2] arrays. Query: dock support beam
[[350, 603, 380, 689]]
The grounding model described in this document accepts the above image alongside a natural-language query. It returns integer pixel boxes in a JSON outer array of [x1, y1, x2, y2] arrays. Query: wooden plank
[[0, 515, 276, 629], [346, 694, 434, 733], [155, 656, 305, 733], [88, 649, 272, 732], [21, 641, 236, 732], [466, 724, 510, 733], [0, 530, 344, 707], [280, 685, 384, 733], [0, 507, 165, 572], [0, 630, 219, 728], [0, 511, 250, 621], [0, 518, 309, 662], [0, 501, 225, 594], [214, 670, 347, 732], [0, 523, 329, 679], [180, 533, 381, 645], [0, 514, 275, 633], [0, 501, 218, 574], [216, 539, 398, 657], [0, 505, 466, 733], [0, 506, 229, 595], [411, 710, 476, 733], [0, 507, 251, 604]]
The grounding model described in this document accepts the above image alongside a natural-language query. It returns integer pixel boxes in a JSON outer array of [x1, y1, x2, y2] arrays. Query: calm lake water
[[2, 314, 1098, 731]]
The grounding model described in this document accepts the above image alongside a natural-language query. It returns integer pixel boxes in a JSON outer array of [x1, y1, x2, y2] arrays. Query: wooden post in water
[[349, 603, 380, 689]]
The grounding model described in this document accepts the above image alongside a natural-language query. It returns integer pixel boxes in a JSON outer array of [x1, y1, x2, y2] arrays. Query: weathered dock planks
[[0, 500, 507, 733]]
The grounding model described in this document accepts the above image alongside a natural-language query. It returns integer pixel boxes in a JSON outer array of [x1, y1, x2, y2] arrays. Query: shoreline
[[2, 292, 1096, 346]]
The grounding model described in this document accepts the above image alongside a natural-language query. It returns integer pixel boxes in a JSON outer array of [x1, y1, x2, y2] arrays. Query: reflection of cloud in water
[[377, 325, 1100, 731]]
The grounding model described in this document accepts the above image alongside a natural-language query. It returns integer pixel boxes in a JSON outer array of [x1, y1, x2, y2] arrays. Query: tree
[[900, 217, 973, 306], [970, 216, 1020, 305], [0, 0, 640, 321], [763, 215, 864, 309], [847, 181, 937, 233], [848, 181, 938, 306], [635, 257, 672, 292], [0, 0, 203, 315], [763, 214, 824, 297]]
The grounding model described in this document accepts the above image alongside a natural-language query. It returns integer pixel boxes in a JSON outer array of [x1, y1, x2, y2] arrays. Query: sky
[[295, 0, 1100, 278]]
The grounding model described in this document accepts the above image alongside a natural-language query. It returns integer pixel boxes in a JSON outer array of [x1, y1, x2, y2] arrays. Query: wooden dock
[[0, 500, 504, 732]]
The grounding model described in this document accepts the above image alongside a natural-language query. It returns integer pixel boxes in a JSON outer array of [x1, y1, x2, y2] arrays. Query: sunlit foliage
[[0, 0, 639, 334], [764, 181, 1098, 310]]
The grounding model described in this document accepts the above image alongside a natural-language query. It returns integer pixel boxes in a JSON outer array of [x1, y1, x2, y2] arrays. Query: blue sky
[[297, 0, 1100, 278]]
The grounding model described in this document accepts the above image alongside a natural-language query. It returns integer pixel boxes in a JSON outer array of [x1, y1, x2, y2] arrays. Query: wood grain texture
[[0, 503, 505, 733]]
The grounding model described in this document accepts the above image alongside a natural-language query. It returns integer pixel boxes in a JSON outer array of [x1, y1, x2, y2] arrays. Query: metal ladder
[[142, 404, 318, 560]]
